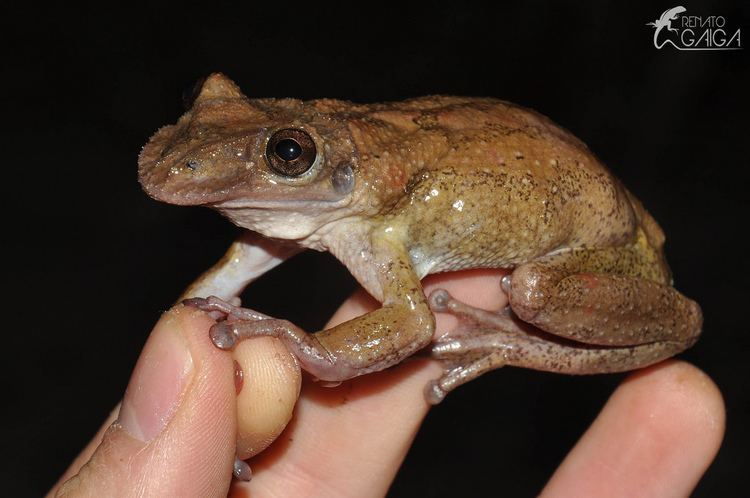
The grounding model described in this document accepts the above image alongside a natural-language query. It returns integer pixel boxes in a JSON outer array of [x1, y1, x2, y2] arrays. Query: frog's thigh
[[508, 258, 702, 348]]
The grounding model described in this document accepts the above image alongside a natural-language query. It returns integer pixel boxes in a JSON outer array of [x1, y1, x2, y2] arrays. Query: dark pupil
[[275, 139, 303, 161]]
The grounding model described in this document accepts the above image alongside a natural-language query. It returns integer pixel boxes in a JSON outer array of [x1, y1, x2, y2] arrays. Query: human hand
[[49, 270, 724, 497]]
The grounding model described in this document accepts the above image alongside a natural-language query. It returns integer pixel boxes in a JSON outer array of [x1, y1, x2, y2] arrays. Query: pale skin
[[49, 270, 724, 497]]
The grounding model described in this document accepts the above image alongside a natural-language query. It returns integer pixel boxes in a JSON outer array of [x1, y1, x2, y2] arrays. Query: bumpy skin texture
[[139, 73, 701, 402]]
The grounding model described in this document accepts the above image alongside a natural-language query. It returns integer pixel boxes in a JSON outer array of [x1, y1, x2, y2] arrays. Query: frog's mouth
[[213, 196, 352, 212]]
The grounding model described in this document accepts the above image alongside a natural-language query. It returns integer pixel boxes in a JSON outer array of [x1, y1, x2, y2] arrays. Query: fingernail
[[118, 313, 194, 441]]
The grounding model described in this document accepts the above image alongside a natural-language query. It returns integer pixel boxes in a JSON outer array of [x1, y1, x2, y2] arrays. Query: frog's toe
[[428, 288, 507, 324], [182, 296, 227, 321], [431, 338, 466, 358], [426, 351, 508, 404], [210, 322, 239, 350], [428, 288, 481, 317], [233, 456, 252, 481], [428, 289, 452, 311], [424, 379, 447, 404], [183, 295, 234, 316], [501, 274, 512, 293], [182, 296, 212, 310], [184, 295, 272, 322]]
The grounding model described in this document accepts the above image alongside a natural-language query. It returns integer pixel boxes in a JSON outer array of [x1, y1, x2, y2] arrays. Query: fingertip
[[161, 304, 239, 489], [543, 361, 725, 498], [233, 337, 301, 460], [56, 305, 238, 497], [627, 361, 724, 425], [622, 360, 725, 464]]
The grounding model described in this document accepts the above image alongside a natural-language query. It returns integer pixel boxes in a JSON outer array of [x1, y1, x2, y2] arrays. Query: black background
[[3, 1, 748, 496]]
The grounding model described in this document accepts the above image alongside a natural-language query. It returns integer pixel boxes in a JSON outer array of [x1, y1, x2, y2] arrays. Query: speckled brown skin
[[139, 73, 701, 402]]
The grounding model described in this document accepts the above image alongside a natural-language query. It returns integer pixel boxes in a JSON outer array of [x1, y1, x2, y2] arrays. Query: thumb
[[55, 305, 236, 497]]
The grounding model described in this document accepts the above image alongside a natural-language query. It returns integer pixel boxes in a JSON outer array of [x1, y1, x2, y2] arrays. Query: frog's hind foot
[[426, 287, 692, 404], [425, 351, 510, 404], [426, 289, 526, 404], [428, 288, 519, 334]]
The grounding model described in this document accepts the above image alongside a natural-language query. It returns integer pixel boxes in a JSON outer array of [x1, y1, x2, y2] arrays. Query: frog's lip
[[213, 196, 351, 211], [138, 175, 243, 206], [140, 168, 351, 207]]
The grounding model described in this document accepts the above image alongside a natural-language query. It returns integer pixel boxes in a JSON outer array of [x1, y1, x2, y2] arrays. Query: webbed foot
[[426, 288, 521, 404], [426, 286, 691, 404]]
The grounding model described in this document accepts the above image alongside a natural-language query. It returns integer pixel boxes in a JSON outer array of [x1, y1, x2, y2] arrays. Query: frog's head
[[139, 73, 370, 240]]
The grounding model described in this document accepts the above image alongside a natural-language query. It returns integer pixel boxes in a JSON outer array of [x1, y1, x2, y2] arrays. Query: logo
[[647, 6, 742, 50]]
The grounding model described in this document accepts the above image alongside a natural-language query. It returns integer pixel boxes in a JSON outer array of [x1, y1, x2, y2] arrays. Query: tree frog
[[139, 73, 701, 407]]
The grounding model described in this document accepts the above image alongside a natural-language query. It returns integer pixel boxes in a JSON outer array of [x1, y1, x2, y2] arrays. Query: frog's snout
[[139, 131, 253, 206]]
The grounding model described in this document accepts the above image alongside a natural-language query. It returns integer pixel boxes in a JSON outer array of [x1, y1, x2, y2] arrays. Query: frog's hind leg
[[426, 241, 703, 403], [506, 262, 702, 350], [425, 289, 694, 404]]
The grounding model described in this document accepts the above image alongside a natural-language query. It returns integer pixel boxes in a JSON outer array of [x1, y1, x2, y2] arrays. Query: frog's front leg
[[179, 231, 301, 301], [187, 232, 435, 382], [175, 232, 301, 480]]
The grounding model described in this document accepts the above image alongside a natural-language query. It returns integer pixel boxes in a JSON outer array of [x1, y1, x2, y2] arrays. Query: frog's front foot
[[182, 296, 273, 350], [183, 296, 354, 380]]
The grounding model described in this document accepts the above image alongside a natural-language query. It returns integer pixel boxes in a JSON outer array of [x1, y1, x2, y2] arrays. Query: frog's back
[[358, 97, 668, 280]]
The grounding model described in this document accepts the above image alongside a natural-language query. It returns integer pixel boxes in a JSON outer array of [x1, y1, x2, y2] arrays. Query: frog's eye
[[265, 128, 317, 177]]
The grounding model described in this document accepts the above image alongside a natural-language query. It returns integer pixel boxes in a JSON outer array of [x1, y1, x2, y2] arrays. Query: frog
[[139, 72, 702, 411]]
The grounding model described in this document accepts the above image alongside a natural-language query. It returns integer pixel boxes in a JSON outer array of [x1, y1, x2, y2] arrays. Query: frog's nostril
[[185, 160, 199, 171]]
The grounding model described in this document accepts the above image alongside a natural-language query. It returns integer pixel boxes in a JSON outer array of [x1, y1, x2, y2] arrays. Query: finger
[[51, 305, 237, 497], [48, 405, 120, 494], [542, 361, 725, 498], [242, 269, 508, 497], [233, 337, 301, 460]]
